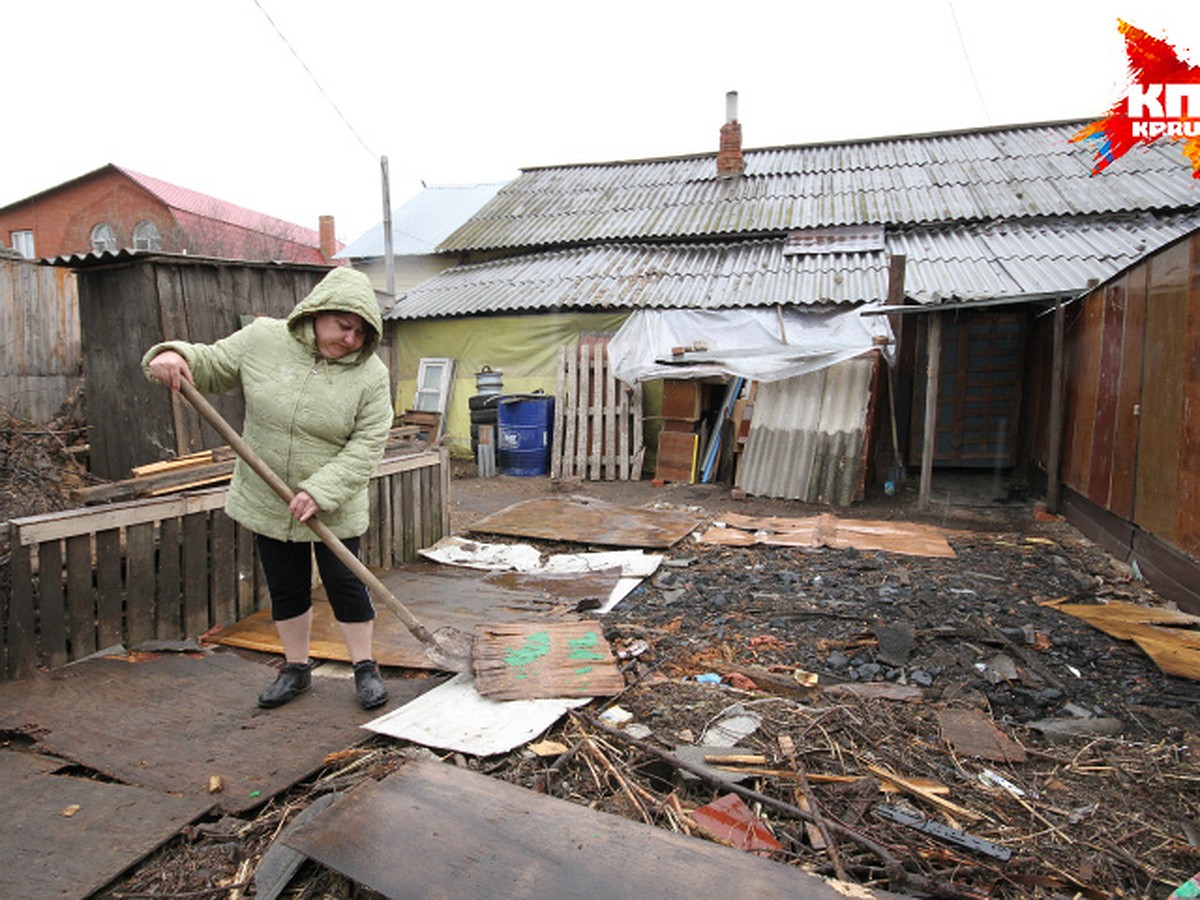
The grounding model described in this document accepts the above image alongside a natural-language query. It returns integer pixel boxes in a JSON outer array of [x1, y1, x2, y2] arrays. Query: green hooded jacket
[[142, 267, 392, 542]]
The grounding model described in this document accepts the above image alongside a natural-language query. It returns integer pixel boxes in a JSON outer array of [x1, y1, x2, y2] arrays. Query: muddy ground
[[4, 428, 1199, 898]]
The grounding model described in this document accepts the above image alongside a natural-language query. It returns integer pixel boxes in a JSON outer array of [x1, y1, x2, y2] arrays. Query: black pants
[[255, 534, 375, 623]]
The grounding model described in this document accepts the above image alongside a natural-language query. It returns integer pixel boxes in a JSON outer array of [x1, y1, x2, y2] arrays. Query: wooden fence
[[551, 343, 644, 480], [2, 449, 449, 680], [0, 258, 81, 422]]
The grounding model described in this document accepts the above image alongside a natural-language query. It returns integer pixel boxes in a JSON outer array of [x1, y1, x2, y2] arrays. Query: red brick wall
[[0, 169, 177, 258]]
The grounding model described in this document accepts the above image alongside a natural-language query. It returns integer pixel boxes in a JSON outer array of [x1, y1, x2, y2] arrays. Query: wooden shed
[[1028, 228, 1200, 611], [57, 251, 331, 480]]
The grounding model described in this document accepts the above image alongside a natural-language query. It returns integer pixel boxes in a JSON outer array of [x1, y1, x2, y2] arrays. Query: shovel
[[177, 380, 472, 673]]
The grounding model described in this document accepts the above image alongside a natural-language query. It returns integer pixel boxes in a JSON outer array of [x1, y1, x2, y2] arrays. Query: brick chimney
[[717, 91, 744, 179], [319, 215, 337, 262]]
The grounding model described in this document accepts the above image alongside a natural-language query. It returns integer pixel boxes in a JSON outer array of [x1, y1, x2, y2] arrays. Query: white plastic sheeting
[[607, 305, 895, 384]]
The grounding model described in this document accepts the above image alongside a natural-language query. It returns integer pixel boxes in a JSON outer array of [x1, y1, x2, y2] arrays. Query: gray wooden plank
[[0, 650, 435, 815], [125, 521, 157, 644], [285, 759, 898, 899], [0, 750, 211, 900]]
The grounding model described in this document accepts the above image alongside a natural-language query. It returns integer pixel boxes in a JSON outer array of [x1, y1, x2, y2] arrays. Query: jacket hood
[[288, 267, 383, 358]]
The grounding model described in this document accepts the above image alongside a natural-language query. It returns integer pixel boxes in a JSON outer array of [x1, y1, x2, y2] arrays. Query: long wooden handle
[[177, 380, 435, 643]]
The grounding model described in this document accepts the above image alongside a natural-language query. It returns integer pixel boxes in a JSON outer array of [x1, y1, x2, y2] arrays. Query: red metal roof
[[117, 167, 312, 240]]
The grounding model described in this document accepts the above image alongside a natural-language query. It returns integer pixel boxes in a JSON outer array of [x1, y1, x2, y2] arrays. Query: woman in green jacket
[[144, 267, 393, 711]]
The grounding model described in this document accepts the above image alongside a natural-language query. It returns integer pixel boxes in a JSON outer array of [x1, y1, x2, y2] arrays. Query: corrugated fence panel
[[2, 450, 447, 680], [736, 356, 878, 504]]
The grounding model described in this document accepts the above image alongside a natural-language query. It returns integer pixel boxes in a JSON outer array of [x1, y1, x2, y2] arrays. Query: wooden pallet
[[550, 343, 643, 481]]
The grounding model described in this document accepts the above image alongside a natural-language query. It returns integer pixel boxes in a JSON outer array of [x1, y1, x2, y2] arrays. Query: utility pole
[[381, 156, 395, 299]]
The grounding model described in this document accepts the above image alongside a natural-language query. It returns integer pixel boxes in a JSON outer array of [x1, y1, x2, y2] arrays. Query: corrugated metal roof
[[389, 240, 889, 320], [336, 183, 506, 258], [389, 212, 1200, 320], [735, 357, 877, 504], [439, 122, 1199, 252]]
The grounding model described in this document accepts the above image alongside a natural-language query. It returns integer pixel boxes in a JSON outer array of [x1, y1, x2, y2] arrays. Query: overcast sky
[[3, 1, 1196, 244]]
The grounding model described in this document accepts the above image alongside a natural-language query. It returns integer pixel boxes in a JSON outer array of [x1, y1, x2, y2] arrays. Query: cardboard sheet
[[699, 512, 957, 558]]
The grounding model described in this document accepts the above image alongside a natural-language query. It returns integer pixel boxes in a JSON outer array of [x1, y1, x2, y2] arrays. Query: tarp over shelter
[[608, 305, 894, 384]]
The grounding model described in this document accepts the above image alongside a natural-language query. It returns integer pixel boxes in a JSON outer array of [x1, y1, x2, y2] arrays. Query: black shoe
[[258, 661, 312, 708], [353, 659, 388, 710]]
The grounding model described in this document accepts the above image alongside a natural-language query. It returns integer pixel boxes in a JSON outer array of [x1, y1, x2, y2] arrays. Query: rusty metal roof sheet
[[440, 121, 1200, 253], [389, 213, 1199, 320], [735, 356, 878, 504]]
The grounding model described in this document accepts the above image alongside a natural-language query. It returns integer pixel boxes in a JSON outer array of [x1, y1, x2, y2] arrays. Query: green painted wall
[[390, 311, 633, 459]]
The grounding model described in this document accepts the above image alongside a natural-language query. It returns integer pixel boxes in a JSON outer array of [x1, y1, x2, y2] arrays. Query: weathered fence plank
[[551, 344, 643, 481]]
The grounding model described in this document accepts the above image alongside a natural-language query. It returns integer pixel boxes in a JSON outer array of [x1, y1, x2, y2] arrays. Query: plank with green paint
[[472, 621, 626, 700]]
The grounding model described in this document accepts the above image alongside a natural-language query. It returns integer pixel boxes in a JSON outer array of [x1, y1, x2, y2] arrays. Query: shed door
[[910, 312, 1025, 468]]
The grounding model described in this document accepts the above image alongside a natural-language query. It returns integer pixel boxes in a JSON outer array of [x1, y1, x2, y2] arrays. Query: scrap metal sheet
[[284, 759, 901, 899], [0, 750, 211, 900], [0, 649, 435, 814], [699, 512, 957, 558], [467, 494, 701, 548]]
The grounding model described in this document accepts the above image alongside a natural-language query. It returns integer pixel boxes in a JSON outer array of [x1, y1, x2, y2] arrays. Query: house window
[[11, 230, 34, 258], [133, 220, 161, 251], [91, 223, 117, 253]]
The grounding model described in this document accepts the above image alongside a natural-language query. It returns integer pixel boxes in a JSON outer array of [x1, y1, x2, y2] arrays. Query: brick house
[[0, 164, 339, 263]]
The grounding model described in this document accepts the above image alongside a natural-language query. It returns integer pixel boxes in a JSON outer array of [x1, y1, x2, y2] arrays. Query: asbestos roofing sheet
[[440, 122, 1199, 251], [0, 750, 212, 900], [736, 358, 876, 504], [390, 239, 885, 320], [283, 758, 901, 899]]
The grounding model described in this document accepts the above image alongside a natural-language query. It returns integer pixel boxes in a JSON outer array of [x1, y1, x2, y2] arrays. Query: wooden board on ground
[[1048, 598, 1200, 680], [283, 759, 900, 900], [0, 649, 436, 815], [472, 621, 626, 700], [213, 563, 611, 669], [1, 750, 212, 900], [467, 494, 701, 548], [699, 512, 957, 558]]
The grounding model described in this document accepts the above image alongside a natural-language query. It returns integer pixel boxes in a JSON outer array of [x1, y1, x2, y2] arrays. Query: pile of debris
[[0, 394, 96, 556], [94, 495, 1200, 899]]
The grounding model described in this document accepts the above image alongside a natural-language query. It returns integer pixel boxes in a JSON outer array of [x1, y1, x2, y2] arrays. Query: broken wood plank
[[472, 621, 626, 700], [865, 763, 984, 822]]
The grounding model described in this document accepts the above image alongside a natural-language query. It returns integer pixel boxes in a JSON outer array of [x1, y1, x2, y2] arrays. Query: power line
[[947, 1, 992, 124], [252, 0, 377, 160]]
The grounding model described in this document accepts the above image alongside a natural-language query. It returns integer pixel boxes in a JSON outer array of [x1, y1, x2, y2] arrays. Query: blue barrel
[[497, 395, 554, 476]]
